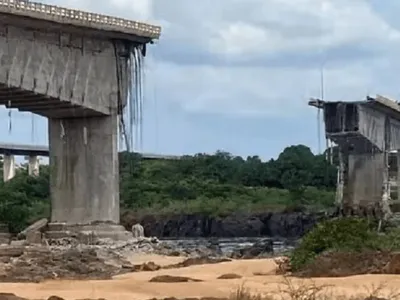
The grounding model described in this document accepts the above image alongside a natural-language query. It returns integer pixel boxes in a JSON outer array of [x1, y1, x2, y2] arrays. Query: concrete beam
[[3, 154, 15, 182], [0, 0, 161, 41], [0, 26, 130, 117], [0, 143, 48, 157], [0, 142, 182, 160]]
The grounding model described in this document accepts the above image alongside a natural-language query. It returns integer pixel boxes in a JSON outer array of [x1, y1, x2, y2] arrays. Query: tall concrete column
[[335, 149, 344, 209], [397, 151, 400, 203], [48, 115, 120, 225], [28, 155, 40, 177], [3, 155, 15, 182]]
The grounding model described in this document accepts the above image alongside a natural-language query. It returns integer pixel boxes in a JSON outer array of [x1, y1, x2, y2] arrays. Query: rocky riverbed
[[122, 211, 332, 238], [0, 233, 400, 300], [0, 235, 280, 283]]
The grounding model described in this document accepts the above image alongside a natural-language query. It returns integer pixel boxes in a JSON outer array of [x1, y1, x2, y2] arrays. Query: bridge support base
[[45, 223, 131, 243], [3, 154, 15, 182], [48, 114, 130, 241]]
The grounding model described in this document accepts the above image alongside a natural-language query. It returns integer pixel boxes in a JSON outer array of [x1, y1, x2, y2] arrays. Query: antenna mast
[[318, 64, 324, 154]]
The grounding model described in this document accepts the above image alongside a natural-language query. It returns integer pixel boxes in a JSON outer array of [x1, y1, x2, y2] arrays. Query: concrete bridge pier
[[0, 0, 161, 241], [3, 155, 15, 182], [47, 114, 130, 241], [26, 155, 40, 177]]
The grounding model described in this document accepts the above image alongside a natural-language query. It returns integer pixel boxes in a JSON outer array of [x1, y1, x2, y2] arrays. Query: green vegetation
[[0, 159, 50, 233], [0, 144, 336, 232], [119, 145, 336, 215], [290, 217, 400, 272]]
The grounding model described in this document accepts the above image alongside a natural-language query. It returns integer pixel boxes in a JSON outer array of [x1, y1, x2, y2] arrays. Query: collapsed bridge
[[310, 95, 400, 219], [0, 0, 161, 240]]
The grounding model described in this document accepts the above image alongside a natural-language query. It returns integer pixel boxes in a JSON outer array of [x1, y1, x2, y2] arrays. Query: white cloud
[[40, 0, 400, 117], [109, 0, 153, 20], [149, 0, 400, 116], [147, 57, 383, 118], [146, 0, 400, 59]]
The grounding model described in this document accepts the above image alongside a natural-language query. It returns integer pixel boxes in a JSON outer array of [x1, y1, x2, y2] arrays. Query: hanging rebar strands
[[308, 95, 400, 221], [129, 45, 145, 152], [115, 41, 145, 153], [7, 100, 11, 134]]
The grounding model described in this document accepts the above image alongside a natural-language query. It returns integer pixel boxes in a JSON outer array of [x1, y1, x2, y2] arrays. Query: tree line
[[0, 144, 337, 232]]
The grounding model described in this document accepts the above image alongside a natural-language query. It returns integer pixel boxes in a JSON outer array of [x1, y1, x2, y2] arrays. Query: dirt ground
[[1, 256, 400, 300], [294, 251, 400, 277]]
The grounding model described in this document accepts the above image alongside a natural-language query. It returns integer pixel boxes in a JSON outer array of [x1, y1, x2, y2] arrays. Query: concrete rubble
[[0, 217, 229, 283], [0, 220, 272, 284], [0, 236, 163, 282], [0, 221, 163, 282], [0, 233, 236, 283], [17, 218, 48, 240], [132, 223, 145, 238]]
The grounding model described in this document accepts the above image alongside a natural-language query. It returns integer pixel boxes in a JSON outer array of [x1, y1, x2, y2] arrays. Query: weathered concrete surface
[[346, 153, 385, 211], [49, 115, 119, 224], [0, 0, 161, 240], [25, 231, 43, 245], [0, 25, 129, 117], [27, 155, 39, 176], [3, 154, 15, 182], [132, 223, 145, 238], [46, 223, 131, 243], [397, 152, 400, 203], [309, 96, 400, 216], [0, 143, 48, 156], [17, 218, 48, 240], [0, 0, 161, 41]]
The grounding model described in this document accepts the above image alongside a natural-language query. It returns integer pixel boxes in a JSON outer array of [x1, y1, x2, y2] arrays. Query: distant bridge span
[[0, 142, 181, 182], [0, 143, 181, 160]]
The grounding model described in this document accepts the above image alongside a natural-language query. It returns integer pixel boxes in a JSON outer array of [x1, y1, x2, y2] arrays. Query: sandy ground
[[1, 255, 400, 300]]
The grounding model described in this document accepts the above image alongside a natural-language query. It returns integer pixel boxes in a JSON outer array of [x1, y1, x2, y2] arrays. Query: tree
[[0, 144, 337, 231], [275, 145, 335, 204]]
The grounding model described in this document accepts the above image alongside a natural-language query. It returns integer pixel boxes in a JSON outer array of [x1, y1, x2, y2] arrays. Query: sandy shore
[[1, 255, 400, 300]]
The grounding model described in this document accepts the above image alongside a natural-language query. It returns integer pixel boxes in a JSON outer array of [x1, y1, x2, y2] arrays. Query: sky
[[2, 0, 400, 160]]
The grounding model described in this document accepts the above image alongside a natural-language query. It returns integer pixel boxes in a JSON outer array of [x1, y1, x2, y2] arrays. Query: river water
[[161, 237, 297, 256]]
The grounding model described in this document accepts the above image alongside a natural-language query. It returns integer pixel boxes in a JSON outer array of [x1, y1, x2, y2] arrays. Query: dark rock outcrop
[[154, 239, 225, 257], [217, 273, 242, 279], [149, 275, 203, 282], [230, 239, 273, 259], [122, 211, 331, 239]]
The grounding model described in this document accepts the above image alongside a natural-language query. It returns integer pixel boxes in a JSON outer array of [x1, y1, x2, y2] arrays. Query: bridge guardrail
[[0, 0, 161, 39]]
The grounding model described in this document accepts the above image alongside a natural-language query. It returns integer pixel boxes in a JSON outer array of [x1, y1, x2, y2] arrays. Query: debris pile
[[0, 246, 127, 282]]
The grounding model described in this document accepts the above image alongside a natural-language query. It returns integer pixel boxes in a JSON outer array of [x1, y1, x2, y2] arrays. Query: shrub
[[290, 217, 380, 271]]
